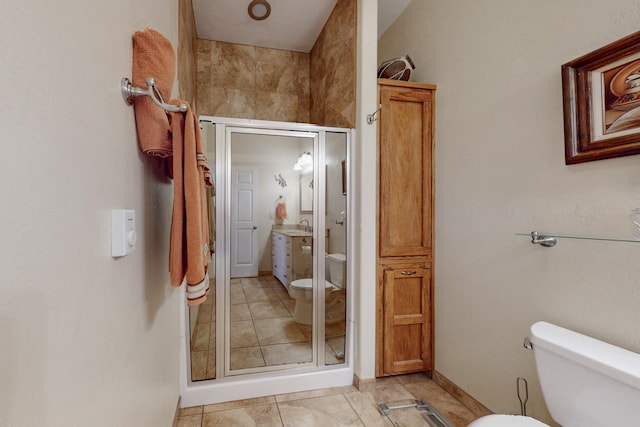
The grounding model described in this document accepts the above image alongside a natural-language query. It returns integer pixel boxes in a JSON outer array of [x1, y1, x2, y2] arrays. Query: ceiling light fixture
[[248, 0, 271, 21]]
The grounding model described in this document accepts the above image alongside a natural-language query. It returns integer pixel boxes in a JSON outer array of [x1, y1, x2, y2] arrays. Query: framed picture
[[562, 31, 640, 164]]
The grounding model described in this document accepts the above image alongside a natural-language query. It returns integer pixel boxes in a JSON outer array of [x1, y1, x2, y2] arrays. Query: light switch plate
[[112, 210, 136, 257]]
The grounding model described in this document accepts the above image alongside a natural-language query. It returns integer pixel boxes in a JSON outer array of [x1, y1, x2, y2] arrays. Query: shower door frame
[[179, 116, 354, 407]]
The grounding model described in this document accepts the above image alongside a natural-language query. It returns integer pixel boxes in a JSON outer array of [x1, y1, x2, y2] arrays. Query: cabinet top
[[377, 79, 436, 90]]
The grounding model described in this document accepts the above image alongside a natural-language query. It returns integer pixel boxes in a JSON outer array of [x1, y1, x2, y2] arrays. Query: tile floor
[[191, 276, 346, 380], [176, 373, 481, 426]]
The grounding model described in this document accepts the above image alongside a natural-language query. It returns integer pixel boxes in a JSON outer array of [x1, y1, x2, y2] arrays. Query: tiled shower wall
[[310, 0, 356, 128], [178, 0, 198, 109], [196, 41, 311, 123], [194, 0, 356, 128]]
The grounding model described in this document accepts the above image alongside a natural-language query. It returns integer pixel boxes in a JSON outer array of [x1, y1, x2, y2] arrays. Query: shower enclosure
[[179, 116, 353, 406]]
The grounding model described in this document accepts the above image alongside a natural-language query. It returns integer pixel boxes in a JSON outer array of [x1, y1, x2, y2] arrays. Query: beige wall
[[353, 0, 379, 381], [379, 0, 640, 424], [0, 0, 180, 425], [310, 0, 357, 128]]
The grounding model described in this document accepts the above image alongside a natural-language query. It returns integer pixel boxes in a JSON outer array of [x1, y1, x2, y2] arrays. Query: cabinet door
[[378, 85, 433, 257], [382, 265, 432, 375], [272, 232, 287, 285]]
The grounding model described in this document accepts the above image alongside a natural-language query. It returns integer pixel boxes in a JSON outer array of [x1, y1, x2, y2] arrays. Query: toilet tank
[[530, 321, 640, 427], [326, 253, 346, 287]]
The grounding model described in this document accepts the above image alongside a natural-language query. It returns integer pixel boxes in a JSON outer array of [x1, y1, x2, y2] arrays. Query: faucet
[[299, 219, 310, 232]]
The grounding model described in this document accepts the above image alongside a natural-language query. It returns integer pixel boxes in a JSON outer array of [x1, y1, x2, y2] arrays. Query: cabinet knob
[[401, 271, 417, 275]]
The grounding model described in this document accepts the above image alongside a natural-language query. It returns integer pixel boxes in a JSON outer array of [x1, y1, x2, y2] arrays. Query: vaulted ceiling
[[192, 0, 412, 53]]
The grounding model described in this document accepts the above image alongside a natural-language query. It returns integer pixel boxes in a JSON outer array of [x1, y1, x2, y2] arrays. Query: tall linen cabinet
[[376, 79, 436, 377]]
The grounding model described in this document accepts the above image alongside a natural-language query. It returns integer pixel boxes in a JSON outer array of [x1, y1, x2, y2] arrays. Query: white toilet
[[288, 253, 346, 325], [468, 321, 640, 427], [287, 278, 334, 325]]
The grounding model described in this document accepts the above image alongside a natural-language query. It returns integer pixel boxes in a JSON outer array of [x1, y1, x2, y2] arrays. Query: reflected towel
[[276, 201, 287, 220], [168, 100, 213, 305], [132, 28, 175, 157]]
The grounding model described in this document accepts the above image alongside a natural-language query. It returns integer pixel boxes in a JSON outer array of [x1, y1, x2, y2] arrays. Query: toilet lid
[[289, 278, 333, 291], [468, 414, 549, 427]]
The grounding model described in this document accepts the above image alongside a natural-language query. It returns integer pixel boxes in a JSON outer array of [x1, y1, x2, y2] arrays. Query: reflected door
[[230, 167, 259, 278]]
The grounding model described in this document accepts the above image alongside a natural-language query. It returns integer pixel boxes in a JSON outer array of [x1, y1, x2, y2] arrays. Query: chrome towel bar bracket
[[530, 231, 557, 247], [121, 77, 187, 113]]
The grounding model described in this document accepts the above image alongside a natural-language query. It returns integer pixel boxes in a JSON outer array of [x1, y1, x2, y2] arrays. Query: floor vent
[[376, 399, 454, 427]]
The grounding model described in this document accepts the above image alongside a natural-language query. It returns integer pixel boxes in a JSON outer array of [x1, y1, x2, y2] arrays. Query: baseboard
[[432, 370, 492, 417], [172, 396, 181, 427], [352, 373, 376, 392]]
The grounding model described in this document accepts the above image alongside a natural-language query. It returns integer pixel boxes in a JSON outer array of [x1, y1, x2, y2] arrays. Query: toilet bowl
[[468, 414, 548, 427], [288, 253, 347, 325], [288, 278, 334, 325]]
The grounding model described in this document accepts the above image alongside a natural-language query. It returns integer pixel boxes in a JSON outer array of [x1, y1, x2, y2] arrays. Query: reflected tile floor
[[177, 373, 480, 426], [191, 275, 346, 380]]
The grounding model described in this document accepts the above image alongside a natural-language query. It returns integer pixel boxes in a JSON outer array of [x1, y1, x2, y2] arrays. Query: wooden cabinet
[[380, 262, 432, 375], [272, 230, 312, 289], [376, 80, 435, 377]]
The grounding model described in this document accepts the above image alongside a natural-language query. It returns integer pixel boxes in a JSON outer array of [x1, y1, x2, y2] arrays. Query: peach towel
[[132, 29, 175, 158], [168, 100, 213, 305], [276, 201, 287, 220]]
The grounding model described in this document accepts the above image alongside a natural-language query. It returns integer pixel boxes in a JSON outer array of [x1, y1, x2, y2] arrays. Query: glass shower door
[[188, 119, 350, 384], [226, 128, 317, 375]]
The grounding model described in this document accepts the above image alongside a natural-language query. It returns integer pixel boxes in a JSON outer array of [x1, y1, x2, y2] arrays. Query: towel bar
[[121, 77, 187, 113]]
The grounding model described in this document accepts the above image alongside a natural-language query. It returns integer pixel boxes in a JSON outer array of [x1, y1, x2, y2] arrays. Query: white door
[[230, 167, 259, 278]]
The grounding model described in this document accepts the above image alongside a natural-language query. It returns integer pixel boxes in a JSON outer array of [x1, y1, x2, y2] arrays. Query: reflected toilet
[[288, 253, 346, 325], [288, 278, 334, 325]]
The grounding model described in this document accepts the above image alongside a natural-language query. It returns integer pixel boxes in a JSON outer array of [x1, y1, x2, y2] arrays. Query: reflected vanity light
[[293, 151, 313, 172]]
